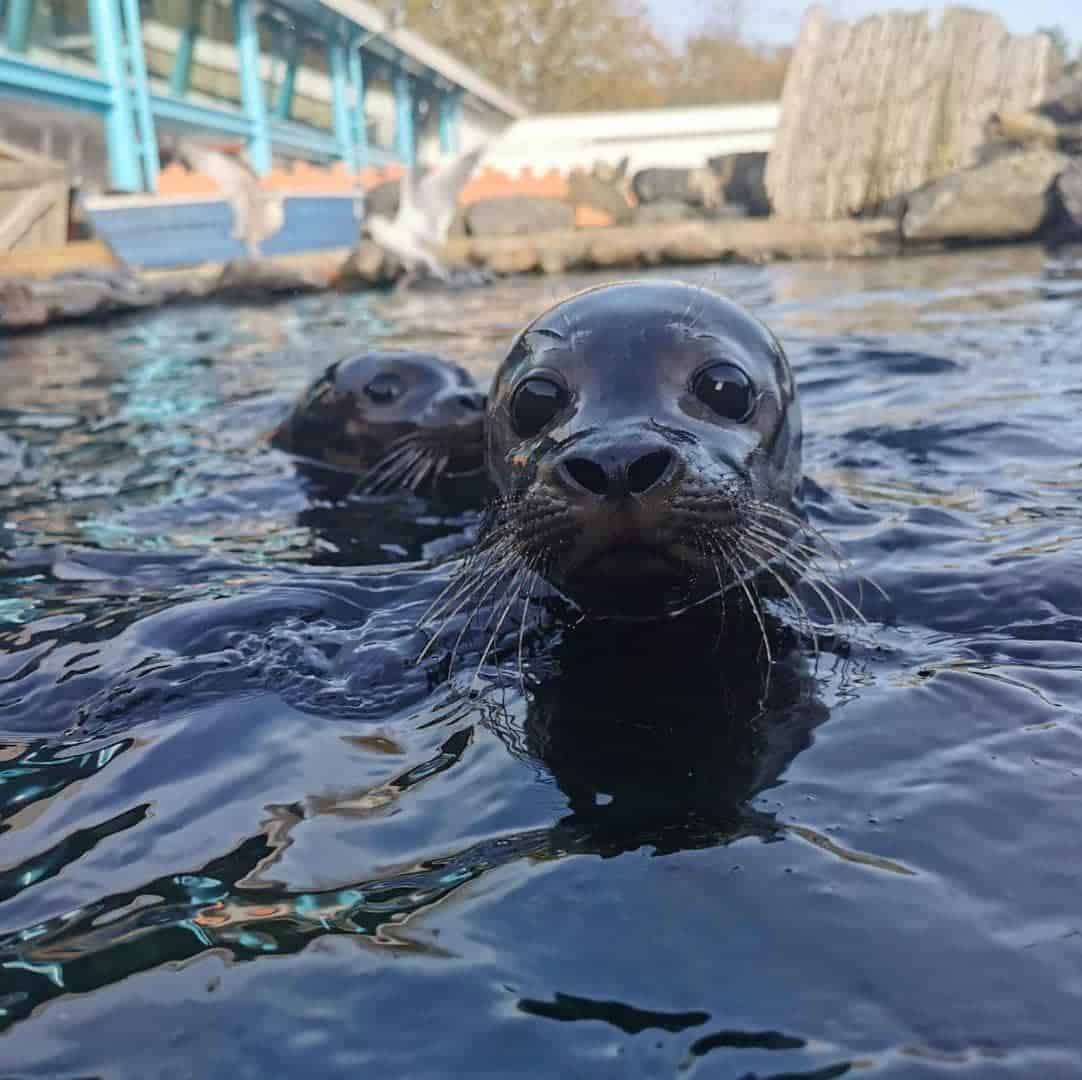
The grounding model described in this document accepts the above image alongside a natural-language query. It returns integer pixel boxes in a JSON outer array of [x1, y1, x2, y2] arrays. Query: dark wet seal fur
[[419, 280, 865, 672], [486, 280, 803, 617], [269, 350, 487, 498]]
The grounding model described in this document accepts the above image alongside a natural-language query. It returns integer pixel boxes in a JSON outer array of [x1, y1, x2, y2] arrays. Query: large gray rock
[[1038, 73, 1082, 125], [465, 196, 575, 237], [566, 170, 633, 225], [631, 167, 721, 208], [1048, 158, 1082, 244], [902, 149, 1069, 243], [708, 152, 771, 217]]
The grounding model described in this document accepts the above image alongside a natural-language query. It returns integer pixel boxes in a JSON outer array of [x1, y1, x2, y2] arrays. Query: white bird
[[365, 142, 487, 288], [173, 139, 285, 259]]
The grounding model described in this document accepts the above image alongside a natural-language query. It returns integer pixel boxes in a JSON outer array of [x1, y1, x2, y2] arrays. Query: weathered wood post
[[765, 5, 1059, 221]]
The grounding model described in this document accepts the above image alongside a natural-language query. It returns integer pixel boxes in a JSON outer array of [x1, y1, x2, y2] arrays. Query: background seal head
[[271, 350, 487, 497]]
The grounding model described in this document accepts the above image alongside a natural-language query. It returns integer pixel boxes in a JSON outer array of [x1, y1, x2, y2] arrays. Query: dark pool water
[[2, 248, 1081, 1078]]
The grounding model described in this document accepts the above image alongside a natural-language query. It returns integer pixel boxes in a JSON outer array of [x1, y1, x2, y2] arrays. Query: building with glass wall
[[0, 0, 525, 192]]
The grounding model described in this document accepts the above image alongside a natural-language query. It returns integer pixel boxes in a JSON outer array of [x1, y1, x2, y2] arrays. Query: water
[[2, 248, 1081, 1077]]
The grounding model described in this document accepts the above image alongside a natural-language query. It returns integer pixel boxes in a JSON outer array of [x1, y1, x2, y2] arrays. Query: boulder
[[1056, 160, 1082, 222], [632, 201, 707, 225], [0, 268, 165, 330], [465, 196, 575, 237], [709, 152, 771, 217], [215, 259, 327, 300], [1047, 159, 1082, 245], [631, 167, 722, 208], [1037, 73, 1082, 125], [566, 170, 633, 225], [336, 241, 401, 286], [0, 281, 48, 330], [901, 149, 1069, 244], [486, 244, 541, 275]]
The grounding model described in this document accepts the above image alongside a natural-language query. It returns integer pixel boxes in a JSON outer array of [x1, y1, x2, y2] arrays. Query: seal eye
[[364, 372, 404, 404], [510, 377, 568, 437], [692, 363, 755, 422]]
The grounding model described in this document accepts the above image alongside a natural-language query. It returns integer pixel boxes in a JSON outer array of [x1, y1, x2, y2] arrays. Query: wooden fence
[[0, 139, 70, 253], [766, 5, 1059, 220]]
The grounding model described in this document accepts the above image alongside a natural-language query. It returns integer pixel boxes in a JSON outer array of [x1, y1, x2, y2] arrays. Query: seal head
[[271, 350, 486, 496], [484, 281, 802, 619]]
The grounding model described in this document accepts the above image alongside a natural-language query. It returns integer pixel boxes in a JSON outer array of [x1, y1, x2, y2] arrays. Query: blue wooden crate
[[83, 192, 364, 268]]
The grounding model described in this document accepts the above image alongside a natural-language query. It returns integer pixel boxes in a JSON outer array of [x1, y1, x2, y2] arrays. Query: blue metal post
[[89, 0, 142, 191], [348, 39, 368, 170], [119, 0, 159, 190], [328, 33, 355, 171], [170, 0, 205, 97], [438, 88, 461, 154], [274, 34, 300, 120], [393, 66, 414, 166], [232, 0, 271, 174], [4, 0, 33, 53]]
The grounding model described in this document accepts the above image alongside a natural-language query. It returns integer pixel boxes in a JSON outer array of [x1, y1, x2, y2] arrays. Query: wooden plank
[[766, 6, 1058, 221], [0, 240, 119, 279], [0, 186, 59, 251]]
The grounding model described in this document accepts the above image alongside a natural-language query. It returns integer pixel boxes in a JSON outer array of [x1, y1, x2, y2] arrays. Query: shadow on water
[[0, 602, 828, 1037]]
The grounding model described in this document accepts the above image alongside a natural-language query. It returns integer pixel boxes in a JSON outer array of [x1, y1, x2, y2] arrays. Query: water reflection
[[0, 607, 829, 1030]]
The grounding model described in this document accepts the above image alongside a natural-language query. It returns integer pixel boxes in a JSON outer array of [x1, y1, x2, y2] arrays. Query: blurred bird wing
[[176, 141, 257, 202], [407, 142, 487, 243]]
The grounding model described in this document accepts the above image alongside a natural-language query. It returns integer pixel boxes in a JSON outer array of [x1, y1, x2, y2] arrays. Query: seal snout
[[549, 436, 681, 502]]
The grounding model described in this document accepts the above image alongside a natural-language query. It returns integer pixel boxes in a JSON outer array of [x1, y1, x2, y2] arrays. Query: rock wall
[[766, 5, 1059, 221]]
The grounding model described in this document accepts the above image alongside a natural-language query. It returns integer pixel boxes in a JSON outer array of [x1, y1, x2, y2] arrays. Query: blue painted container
[[82, 191, 365, 268]]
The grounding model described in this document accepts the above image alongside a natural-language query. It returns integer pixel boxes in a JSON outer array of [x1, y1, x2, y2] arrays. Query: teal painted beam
[[89, 0, 142, 191], [0, 52, 113, 111], [347, 37, 367, 170], [4, 0, 33, 53], [232, 0, 271, 174], [119, 0, 159, 190], [274, 34, 300, 121], [170, 0, 205, 96], [393, 66, 414, 166], [438, 90, 460, 154], [328, 34, 355, 171]]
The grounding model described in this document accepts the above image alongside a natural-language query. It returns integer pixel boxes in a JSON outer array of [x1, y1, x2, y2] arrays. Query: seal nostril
[[626, 448, 673, 495], [562, 456, 610, 496]]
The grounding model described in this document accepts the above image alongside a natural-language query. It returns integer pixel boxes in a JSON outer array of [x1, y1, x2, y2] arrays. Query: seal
[[480, 280, 804, 621], [269, 350, 488, 498]]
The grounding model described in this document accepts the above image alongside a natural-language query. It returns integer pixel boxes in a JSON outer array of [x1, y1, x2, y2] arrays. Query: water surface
[[2, 248, 1081, 1077]]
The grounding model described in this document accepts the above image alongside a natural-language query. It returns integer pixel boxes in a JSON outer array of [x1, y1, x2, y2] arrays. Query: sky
[[645, 0, 1082, 48]]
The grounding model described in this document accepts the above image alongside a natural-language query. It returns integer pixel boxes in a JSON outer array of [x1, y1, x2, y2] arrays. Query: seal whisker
[[357, 443, 425, 494], [446, 556, 524, 676], [471, 561, 534, 690], [418, 547, 517, 643], [416, 537, 525, 663], [738, 533, 823, 657], [718, 538, 775, 671], [417, 536, 517, 628], [743, 526, 867, 628], [517, 566, 541, 687]]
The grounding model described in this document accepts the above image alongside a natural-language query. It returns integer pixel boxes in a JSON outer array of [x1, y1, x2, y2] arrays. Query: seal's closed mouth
[[575, 543, 686, 579]]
